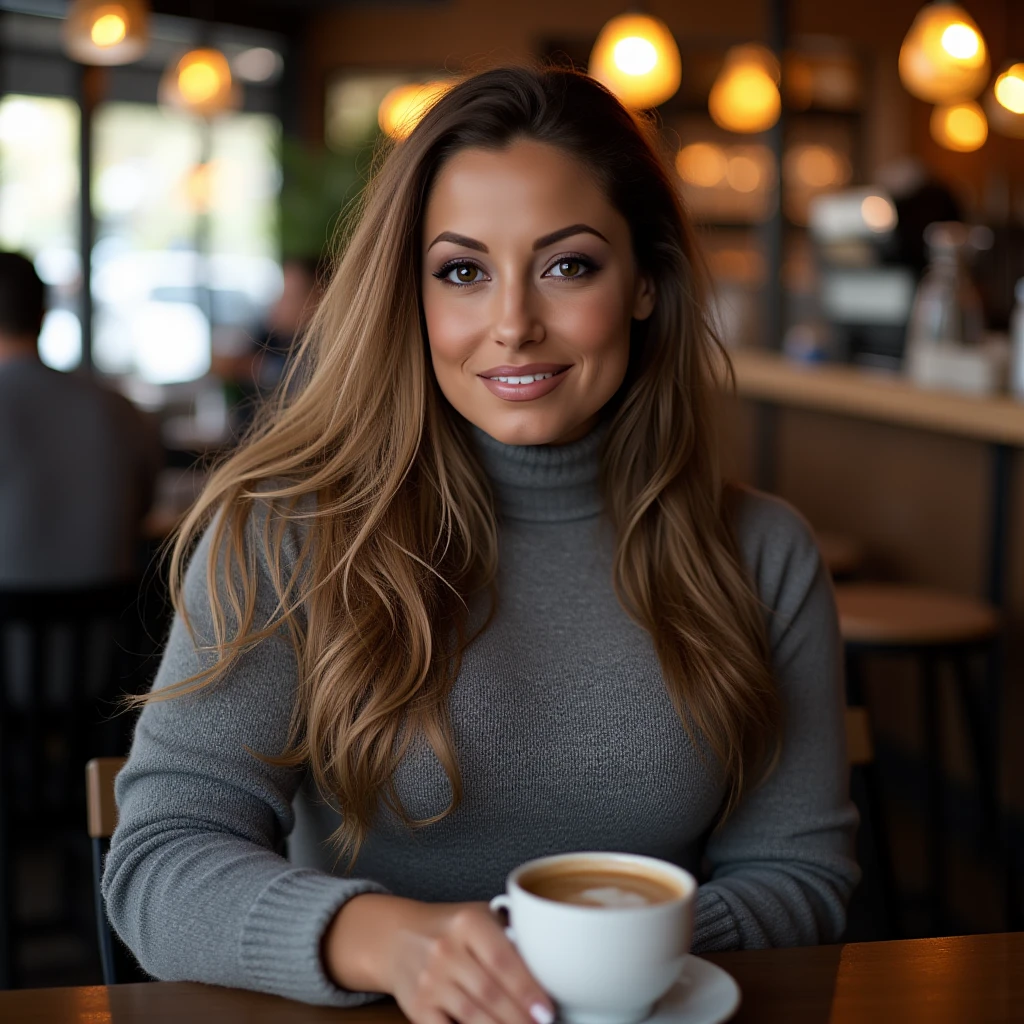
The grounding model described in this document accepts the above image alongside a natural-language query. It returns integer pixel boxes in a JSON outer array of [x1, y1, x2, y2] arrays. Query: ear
[[632, 273, 656, 321]]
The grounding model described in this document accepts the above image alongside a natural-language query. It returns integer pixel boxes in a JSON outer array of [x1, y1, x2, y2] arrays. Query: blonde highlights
[[145, 66, 779, 860]]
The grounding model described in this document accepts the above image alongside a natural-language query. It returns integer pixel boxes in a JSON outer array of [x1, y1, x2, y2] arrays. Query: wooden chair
[[835, 582, 1001, 935], [0, 584, 153, 989], [86, 757, 139, 986]]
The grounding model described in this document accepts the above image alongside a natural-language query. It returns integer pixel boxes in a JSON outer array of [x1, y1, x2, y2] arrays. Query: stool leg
[[922, 654, 946, 935], [951, 654, 1001, 849], [845, 648, 866, 706]]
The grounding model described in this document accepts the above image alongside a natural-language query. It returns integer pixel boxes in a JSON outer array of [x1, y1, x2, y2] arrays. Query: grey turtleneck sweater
[[103, 424, 858, 1005]]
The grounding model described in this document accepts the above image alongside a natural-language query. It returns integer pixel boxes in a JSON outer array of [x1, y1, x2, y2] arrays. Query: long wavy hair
[[147, 65, 780, 861]]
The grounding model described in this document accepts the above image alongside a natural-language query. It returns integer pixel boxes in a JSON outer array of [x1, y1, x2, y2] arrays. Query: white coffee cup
[[489, 852, 696, 1024]]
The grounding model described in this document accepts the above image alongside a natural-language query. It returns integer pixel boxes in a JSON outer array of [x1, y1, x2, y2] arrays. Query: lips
[[478, 365, 572, 403]]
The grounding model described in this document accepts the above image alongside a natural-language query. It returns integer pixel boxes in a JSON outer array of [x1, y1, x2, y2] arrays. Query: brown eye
[[549, 258, 588, 279], [448, 263, 481, 284]]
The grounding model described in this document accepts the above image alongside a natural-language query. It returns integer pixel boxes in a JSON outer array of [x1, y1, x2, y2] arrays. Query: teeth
[[492, 372, 554, 384]]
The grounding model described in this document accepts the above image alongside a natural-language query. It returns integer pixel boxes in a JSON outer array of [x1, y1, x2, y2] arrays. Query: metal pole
[[761, 0, 787, 351], [77, 64, 100, 374]]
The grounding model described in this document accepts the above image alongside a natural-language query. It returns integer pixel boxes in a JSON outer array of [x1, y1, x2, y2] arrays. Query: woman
[[104, 66, 858, 1024]]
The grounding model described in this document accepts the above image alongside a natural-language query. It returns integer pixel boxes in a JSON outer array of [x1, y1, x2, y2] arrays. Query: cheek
[[422, 288, 480, 373], [545, 279, 634, 367]]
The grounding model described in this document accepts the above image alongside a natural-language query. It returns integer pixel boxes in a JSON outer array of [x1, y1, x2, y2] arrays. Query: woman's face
[[421, 139, 655, 447]]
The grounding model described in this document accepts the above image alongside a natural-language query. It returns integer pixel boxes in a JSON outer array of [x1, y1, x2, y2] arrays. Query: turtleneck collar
[[470, 420, 607, 523]]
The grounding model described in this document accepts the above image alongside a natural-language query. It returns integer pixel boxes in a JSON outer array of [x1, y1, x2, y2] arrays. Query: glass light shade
[[930, 100, 988, 151], [708, 45, 782, 134], [899, 3, 989, 103], [377, 81, 453, 140], [985, 64, 1024, 138], [63, 0, 148, 66], [159, 48, 239, 117], [588, 13, 682, 109]]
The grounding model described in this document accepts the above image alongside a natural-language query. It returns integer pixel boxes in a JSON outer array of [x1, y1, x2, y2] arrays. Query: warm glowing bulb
[[899, 4, 989, 103], [378, 81, 452, 139], [676, 143, 728, 187], [796, 146, 841, 188], [941, 23, 979, 60], [613, 37, 658, 76], [91, 11, 126, 47], [930, 100, 988, 151], [179, 61, 220, 104], [994, 65, 1024, 114], [588, 14, 681, 109], [709, 47, 781, 134], [861, 195, 897, 232]]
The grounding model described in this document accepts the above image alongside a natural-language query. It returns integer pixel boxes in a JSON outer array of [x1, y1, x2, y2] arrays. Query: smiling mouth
[[481, 368, 570, 385]]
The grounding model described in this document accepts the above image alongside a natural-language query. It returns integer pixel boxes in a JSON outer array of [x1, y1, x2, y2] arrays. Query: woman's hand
[[323, 893, 554, 1024]]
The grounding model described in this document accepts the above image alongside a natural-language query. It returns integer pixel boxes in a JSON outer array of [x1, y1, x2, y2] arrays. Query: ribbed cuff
[[240, 868, 390, 1006], [692, 888, 741, 953]]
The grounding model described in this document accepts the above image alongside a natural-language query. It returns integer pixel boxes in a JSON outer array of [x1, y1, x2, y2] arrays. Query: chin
[[473, 411, 588, 447]]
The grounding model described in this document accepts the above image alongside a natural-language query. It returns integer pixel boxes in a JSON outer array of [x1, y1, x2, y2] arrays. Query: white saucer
[[645, 955, 741, 1024]]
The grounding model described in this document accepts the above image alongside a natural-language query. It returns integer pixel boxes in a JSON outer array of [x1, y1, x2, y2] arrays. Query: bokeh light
[[899, 4, 989, 103], [588, 13, 681, 109], [930, 100, 988, 152]]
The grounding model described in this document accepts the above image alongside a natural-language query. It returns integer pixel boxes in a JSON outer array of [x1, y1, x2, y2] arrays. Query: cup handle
[[489, 893, 516, 943]]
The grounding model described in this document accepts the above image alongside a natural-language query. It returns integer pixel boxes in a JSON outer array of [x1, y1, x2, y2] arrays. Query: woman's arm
[[103, 512, 553, 1024], [692, 492, 860, 951], [102, 517, 389, 1005]]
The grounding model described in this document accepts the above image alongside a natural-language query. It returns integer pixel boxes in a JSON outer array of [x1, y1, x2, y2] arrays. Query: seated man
[[0, 252, 162, 587]]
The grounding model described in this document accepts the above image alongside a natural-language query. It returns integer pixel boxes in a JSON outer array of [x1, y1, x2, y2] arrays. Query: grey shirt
[[104, 423, 858, 1005], [0, 356, 160, 586]]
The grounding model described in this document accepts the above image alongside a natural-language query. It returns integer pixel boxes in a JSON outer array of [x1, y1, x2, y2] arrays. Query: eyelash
[[431, 252, 601, 288]]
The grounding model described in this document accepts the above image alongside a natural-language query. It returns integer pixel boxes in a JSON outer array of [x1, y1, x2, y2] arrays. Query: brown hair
[[147, 65, 780, 860]]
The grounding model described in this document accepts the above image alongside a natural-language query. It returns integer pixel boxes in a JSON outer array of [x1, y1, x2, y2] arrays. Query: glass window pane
[[0, 94, 82, 371], [93, 103, 281, 385]]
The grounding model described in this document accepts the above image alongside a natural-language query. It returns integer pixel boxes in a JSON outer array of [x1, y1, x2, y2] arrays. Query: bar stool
[[834, 583, 1001, 935]]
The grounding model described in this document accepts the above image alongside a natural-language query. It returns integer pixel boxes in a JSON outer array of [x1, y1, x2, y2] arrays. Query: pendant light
[[985, 62, 1024, 138], [588, 13, 682, 110], [899, 2, 990, 103], [708, 45, 781, 134], [63, 0, 149, 65], [930, 99, 988, 150], [159, 47, 239, 117], [378, 81, 453, 140]]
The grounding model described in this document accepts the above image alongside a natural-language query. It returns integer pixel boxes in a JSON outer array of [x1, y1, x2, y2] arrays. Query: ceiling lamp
[[899, 3, 990, 103], [160, 48, 239, 117], [63, 0, 149, 65], [985, 62, 1024, 138], [930, 100, 988, 151], [378, 81, 453, 140], [588, 13, 682, 109], [708, 45, 781, 134]]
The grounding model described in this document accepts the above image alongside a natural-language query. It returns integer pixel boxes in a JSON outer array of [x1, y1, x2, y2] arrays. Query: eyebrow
[[426, 223, 609, 253]]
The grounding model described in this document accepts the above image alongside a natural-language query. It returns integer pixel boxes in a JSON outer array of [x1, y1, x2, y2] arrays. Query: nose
[[491, 273, 544, 350]]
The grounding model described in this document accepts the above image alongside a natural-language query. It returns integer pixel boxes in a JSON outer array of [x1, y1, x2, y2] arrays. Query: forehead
[[422, 140, 619, 242]]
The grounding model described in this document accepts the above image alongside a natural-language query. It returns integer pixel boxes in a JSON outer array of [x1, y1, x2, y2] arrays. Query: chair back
[[0, 583, 153, 989]]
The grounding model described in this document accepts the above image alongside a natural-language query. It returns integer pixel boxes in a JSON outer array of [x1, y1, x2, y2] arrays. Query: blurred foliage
[[277, 130, 381, 263]]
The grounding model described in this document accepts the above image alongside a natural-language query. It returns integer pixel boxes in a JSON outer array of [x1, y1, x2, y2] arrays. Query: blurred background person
[[0, 252, 162, 587], [211, 256, 324, 437]]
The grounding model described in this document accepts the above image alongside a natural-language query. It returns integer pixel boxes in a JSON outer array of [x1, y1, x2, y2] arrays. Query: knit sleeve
[[691, 490, 860, 951], [101, 506, 389, 1005]]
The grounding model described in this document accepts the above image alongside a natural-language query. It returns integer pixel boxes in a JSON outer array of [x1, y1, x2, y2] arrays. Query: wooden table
[[2, 933, 1021, 1023]]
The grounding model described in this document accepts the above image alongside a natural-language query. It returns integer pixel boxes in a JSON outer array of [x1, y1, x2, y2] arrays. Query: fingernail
[[530, 1003, 555, 1024]]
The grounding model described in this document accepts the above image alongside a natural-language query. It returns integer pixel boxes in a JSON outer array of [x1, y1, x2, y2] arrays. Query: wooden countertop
[[3, 933, 1022, 1023], [729, 348, 1024, 447]]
